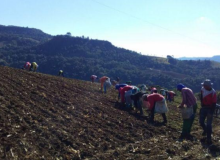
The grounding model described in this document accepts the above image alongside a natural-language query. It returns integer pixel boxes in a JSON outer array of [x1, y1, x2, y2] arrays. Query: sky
[[1, 0, 220, 58]]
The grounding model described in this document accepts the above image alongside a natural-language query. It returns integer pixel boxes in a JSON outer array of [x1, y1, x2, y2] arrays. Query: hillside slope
[[0, 66, 220, 159]]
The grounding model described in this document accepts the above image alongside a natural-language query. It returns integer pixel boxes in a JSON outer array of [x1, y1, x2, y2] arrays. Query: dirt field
[[0, 66, 220, 160]]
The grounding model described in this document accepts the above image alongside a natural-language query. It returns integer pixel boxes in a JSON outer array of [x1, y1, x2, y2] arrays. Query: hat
[[201, 79, 213, 87], [177, 84, 185, 90]]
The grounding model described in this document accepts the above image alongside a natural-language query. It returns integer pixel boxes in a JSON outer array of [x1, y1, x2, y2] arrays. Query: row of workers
[[23, 62, 38, 72], [91, 75, 175, 98], [116, 84, 168, 124], [23, 62, 65, 77], [114, 79, 217, 144]]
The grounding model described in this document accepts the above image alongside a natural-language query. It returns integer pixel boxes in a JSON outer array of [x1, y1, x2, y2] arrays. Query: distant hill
[[0, 25, 220, 92], [178, 56, 220, 63], [0, 25, 52, 55], [0, 25, 52, 42]]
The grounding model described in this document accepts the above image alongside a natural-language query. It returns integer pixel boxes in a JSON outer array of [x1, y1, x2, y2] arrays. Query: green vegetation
[[0, 25, 220, 92]]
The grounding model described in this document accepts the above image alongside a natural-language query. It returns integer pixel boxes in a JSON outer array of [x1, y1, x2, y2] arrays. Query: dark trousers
[[199, 107, 214, 140], [182, 119, 193, 136], [137, 101, 143, 115], [104, 84, 107, 93], [150, 106, 167, 122], [118, 92, 120, 100], [134, 100, 143, 115]]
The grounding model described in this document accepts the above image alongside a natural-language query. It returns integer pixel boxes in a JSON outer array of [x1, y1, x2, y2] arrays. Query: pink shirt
[[181, 88, 197, 107]]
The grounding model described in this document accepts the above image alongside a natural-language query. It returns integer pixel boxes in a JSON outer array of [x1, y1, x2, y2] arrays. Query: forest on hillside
[[0, 25, 220, 92]]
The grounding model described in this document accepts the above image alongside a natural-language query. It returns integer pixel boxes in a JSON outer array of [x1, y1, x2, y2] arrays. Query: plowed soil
[[0, 66, 220, 160]]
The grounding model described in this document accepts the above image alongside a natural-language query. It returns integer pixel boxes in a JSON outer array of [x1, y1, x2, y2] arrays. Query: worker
[[168, 91, 176, 102], [177, 84, 197, 140], [160, 89, 166, 96], [131, 86, 140, 94], [58, 70, 64, 77], [119, 85, 133, 103], [100, 76, 109, 92], [139, 84, 148, 92], [125, 90, 133, 108], [91, 75, 98, 83], [200, 79, 217, 144], [125, 87, 139, 108], [143, 93, 167, 124], [151, 88, 157, 94], [130, 91, 147, 115], [23, 62, 31, 71], [30, 62, 38, 72], [115, 84, 127, 100]]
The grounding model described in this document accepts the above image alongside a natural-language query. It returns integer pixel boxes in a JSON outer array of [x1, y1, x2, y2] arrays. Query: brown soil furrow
[[0, 66, 220, 159]]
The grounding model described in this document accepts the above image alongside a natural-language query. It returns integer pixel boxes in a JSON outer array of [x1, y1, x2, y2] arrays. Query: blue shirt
[[115, 84, 127, 90]]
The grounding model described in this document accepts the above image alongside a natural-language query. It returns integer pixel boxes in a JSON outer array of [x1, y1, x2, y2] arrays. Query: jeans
[[199, 107, 214, 140], [104, 84, 107, 93]]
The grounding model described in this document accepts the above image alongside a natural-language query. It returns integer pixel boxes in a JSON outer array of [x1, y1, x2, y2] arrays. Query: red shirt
[[120, 86, 133, 103], [120, 86, 133, 94], [147, 93, 164, 110], [201, 87, 217, 107]]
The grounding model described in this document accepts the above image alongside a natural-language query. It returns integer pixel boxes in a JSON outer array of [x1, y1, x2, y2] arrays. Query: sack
[[155, 99, 168, 113], [181, 107, 193, 119]]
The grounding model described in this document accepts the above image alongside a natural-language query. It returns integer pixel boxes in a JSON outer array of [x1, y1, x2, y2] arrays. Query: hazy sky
[[1, 0, 220, 58]]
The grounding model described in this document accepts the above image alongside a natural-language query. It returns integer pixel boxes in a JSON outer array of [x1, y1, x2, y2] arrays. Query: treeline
[[0, 25, 220, 92]]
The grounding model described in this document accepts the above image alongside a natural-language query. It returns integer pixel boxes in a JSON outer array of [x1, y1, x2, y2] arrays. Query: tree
[[66, 32, 71, 36], [167, 55, 177, 65]]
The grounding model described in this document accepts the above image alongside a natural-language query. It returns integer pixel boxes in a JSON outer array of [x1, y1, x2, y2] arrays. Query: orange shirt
[[100, 76, 109, 83]]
